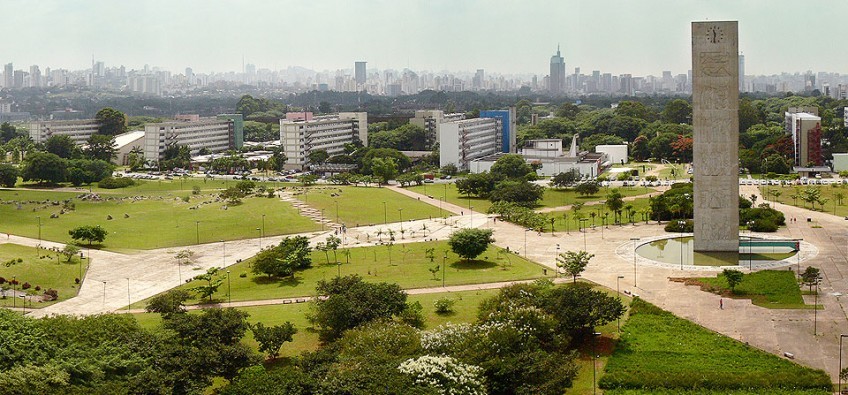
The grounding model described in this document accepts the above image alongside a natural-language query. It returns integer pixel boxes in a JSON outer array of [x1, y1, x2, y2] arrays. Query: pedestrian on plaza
[[720, 298, 723, 310]]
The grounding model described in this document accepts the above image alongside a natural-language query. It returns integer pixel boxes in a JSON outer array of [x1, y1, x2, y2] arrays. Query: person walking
[[720, 298, 724, 309]]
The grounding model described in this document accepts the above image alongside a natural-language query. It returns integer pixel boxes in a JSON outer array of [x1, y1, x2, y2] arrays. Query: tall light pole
[[262, 214, 266, 239], [580, 219, 589, 251], [36, 216, 41, 247], [814, 275, 819, 336], [102, 281, 107, 309], [747, 221, 754, 270], [126, 278, 131, 312], [256, 228, 262, 249], [12, 275, 16, 309], [839, 334, 848, 394], [616, 275, 625, 332], [226, 270, 232, 306], [795, 238, 803, 274], [592, 331, 601, 395], [195, 221, 200, 245], [678, 220, 686, 270], [382, 201, 387, 225], [468, 206, 473, 228], [442, 251, 447, 288], [630, 238, 640, 287], [555, 244, 561, 277], [398, 208, 404, 232]]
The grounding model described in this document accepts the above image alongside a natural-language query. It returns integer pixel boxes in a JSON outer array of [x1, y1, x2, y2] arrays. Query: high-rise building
[[473, 69, 484, 90], [479, 108, 516, 153], [143, 117, 239, 163], [438, 118, 503, 170], [29, 65, 42, 88], [354, 61, 366, 86], [27, 119, 101, 145], [549, 45, 565, 94], [410, 110, 466, 149], [738, 54, 745, 92], [785, 107, 823, 167], [4, 63, 13, 88]]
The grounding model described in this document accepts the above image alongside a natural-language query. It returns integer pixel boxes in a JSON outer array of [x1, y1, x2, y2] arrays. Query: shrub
[[664, 219, 693, 232], [43, 289, 58, 300], [192, 185, 201, 195], [434, 297, 455, 315], [21, 282, 31, 290], [98, 176, 136, 189], [181, 195, 190, 203]]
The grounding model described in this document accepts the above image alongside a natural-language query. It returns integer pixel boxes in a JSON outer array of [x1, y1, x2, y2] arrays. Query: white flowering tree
[[398, 355, 486, 395]]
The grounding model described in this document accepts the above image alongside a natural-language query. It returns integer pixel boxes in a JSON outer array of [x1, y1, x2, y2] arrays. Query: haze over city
[[4, 0, 848, 76]]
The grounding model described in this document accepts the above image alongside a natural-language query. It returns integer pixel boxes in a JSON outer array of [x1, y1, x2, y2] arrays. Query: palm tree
[[834, 192, 845, 206]]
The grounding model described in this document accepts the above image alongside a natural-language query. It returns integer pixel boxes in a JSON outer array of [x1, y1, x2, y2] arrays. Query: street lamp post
[[580, 219, 589, 251], [12, 275, 16, 309], [398, 208, 404, 232], [468, 206, 473, 228], [37, 216, 41, 247], [839, 334, 848, 394], [256, 228, 262, 249], [226, 270, 232, 306], [814, 276, 819, 336], [442, 252, 447, 288], [102, 281, 107, 309], [616, 275, 625, 332], [262, 214, 266, 239], [678, 220, 686, 270], [592, 331, 601, 395], [795, 239, 803, 274], [747, 221, 754, 270], [195, 221, 200, 245], [630, 238, 639, 287], [127, 278, 131, 312], [556, 244, 561, 277], [383, 201, 387, 225]]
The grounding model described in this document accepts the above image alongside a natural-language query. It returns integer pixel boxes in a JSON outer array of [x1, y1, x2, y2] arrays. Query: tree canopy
[[448, 228, 495, 261]]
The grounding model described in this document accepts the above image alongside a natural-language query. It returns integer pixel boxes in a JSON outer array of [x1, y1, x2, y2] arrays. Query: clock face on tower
[[706, 25, 724, 44]]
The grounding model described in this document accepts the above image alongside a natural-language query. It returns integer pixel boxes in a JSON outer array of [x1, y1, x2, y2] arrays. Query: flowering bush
[[398, 355, 485, 395]]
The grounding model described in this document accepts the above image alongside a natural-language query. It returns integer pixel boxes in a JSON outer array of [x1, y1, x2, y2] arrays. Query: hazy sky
[[3, 0, 846, 76]]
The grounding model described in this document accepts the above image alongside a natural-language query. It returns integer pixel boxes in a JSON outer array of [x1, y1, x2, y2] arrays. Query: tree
[[0, 164, 18, 187], [85, 134, 117, 162], [61, 244, 80, 263], [251, 322, 297, 360], [298, 174, 318, 186], [722, 269, 744, 293], [44, 135, 78, 159], [95, 108, 128, 136], [542, 282, 626, 335], [489, 179, 545, 207], [447, 228, 494, 262], [190, 267, 224, 302], [310, 275, 408, 341], [370, 157, 398, 184], [557, 250, 594, 283], [574, 180, 600, 196], [252, 236, 313, 278], [146, 289, 192, 315], [440, 163, 458, 176], [455, 172, 495, 197], [307, 149, 329, 166], [21, 152, 67, 184], [661, 99, 692, 124], [801, 266, 820, 294], [605, 189, 625, 224], [68, 225, 107, 247], [490, 153, 534, 180], [556, 102, 581, 119], [551, 169, 580, 188]]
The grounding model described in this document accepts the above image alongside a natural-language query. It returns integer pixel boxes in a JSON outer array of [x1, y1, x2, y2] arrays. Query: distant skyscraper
[[549, 45, 565, 94], [3, 63, 12, 88], [354, 61, 366, 86], [473, 69, 484, 90], [738, 54, 745, 92], [29, 65, 41, 87]]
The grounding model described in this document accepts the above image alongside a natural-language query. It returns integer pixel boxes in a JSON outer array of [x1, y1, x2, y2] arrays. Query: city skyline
[[4, 0, 848, 77]]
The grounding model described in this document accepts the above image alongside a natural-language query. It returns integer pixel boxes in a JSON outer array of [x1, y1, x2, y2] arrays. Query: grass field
[[600, 298, 831, 393], [0, 188, 320, 251], [0, 243, 88, 307], [759, 184, 848, 217], [692, 270, 813, 309], [133, 288, 500, 358], [152, 240, 547, 306], [286, 185, 448, 226], [406, 183, 654, 216], [547, 196, 654, 232]]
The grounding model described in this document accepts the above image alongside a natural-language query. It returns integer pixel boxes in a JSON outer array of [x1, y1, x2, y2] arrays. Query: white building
[[595, 144, 628, 165], [439, 117, 502, 170], [469, 138, 607, 178], [280, 112, 368, 170], [409, 110, 466, 149], [785, 107, 822, 167], [27, 119, 100, 144], [114, 130, 145, 166], [833, 153, 848, 172], [143, 118, 235, 163]]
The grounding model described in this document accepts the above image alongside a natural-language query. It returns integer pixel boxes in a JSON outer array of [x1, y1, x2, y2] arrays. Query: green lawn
[[547, 196, 655, 232], [407, 183, 655, 216], [0, 189, 320, 251], [287, 185, 448, 227], [0, 243, 88, 307], [693, 270, 812, 309], [759, 184, 848, 218], [600, 298, 831, 393], [133, 288, 499, 358], [152, 240, 547, 306]]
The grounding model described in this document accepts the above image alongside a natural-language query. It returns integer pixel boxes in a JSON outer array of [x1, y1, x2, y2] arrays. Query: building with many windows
[[280, 112, 368, 170], [785, 107, 823, 168], [549, 45, 566, 94], [438, 117, 502, 170], [143, 117, 242, 163], [480, 108, 516, 153], [409, 110, 465, 149], [27, 119, 101, 144]]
